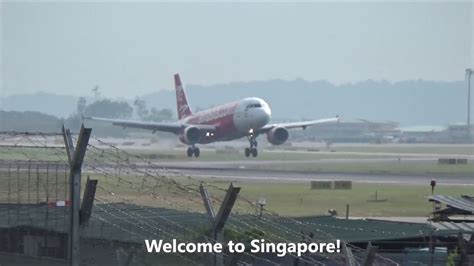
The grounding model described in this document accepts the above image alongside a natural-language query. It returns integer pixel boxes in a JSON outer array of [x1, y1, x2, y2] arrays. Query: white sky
[[1, 1, 472, 97]]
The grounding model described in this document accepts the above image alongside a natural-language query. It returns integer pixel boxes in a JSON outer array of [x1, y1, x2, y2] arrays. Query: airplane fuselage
[[179, 97, 271, 144], [84, 73, 338, 158]]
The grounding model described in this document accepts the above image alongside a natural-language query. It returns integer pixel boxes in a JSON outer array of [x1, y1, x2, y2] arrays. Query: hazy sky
[[1, 2, 472, 98]]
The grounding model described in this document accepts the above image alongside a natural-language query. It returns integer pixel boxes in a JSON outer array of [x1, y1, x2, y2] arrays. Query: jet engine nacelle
[[184, 126, 201, 144], [266, 127, 289, 145]]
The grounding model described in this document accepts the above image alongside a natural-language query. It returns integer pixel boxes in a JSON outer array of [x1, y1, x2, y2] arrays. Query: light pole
[[430, 179, 436, 217], [467, 68, 472, 140], [429, 179, 437, 266]]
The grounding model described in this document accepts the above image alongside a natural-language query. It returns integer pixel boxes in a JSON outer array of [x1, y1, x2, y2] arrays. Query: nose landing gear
[[187, 145, 200, 158], [245, 135, 258, 158], [245, 147, 257, 157]]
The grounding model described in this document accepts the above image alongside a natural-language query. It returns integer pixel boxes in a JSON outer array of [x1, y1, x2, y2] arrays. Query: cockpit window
[[246, 103, 262, 110]]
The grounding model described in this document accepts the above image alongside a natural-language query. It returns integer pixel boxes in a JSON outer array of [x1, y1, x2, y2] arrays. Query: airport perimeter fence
[[0, 128, 401, 266]]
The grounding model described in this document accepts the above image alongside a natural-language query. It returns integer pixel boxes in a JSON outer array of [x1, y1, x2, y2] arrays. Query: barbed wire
[[0, 132, 406, 265], [83, 141, 357, 264], [88, 137, 404, 264], [80, 141, 347, 264]]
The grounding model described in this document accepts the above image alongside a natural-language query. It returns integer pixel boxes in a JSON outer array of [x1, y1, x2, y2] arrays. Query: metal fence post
[[62, 124, 91, 266], [361, 242, 378, 266], [343, 244, 356, 266], [199, 183, 241, 266]]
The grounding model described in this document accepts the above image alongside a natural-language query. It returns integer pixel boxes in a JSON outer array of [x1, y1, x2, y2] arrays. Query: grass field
[[0, 164, 471, 218], [317, 144, 474, 155], [105, 148, 397, 161], [93, 146, 473, 176], [193, 178, 474, 217], [1, 141, 472, 220], [86, 173, 474, 218], [0, 146, 383, 161], [0, 147, 68, 161], [1, 145, 473, 176]]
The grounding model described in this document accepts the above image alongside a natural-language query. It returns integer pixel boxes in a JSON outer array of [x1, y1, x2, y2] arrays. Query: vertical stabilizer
[[174, 74, 193, 120]]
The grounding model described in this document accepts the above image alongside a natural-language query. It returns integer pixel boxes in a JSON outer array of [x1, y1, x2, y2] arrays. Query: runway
[[169, 167, 474, 186], [1, 155, 472, 186], [153, 157, 438, 169], [141, 148, 473, 186], [142, 157, 473, 186]]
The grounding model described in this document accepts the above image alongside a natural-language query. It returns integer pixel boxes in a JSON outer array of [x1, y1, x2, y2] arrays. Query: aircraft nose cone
[[257, 106, 271, 127], [264, 106, 271, 124]]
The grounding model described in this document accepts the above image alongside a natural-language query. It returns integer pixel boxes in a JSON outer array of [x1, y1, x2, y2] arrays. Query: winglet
[[174, 74, 193, 120]]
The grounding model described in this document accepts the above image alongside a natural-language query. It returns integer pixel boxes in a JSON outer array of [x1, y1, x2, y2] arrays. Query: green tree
[[147, 108, 173, 122], [0, 111, 61, 132], [132, 98, 172, 122], [133, 98, 149, 119], [84, 99, 133, 118]]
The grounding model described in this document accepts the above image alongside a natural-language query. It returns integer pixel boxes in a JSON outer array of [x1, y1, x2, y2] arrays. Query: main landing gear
[[245, 135, 258, 158], [187, 145, 200, 158]]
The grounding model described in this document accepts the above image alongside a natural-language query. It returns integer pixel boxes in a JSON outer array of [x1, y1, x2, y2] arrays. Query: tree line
[[0, 97, 173, 136]]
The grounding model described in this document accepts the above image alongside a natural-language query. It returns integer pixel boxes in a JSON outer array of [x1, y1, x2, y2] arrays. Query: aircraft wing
[[83, 116, 216, 134], [256, 116, 340, 134]]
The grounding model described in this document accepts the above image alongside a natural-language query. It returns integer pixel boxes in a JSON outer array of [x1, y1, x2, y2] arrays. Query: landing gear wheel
[[246, 133, 259, 158], [245, 148, 251, 157], [251, 148, 258, 157], [193, 147, 200, 158], [187, 147, 193, 157]]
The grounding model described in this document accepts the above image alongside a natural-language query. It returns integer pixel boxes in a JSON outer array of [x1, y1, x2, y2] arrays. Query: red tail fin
[[174, 74, 192, 120]]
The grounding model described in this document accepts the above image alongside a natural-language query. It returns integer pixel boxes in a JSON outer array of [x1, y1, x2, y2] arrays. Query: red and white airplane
[[85, 74, 339, 158]]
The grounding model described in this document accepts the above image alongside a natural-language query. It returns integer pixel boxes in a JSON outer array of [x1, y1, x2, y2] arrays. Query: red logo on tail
[[175, 74, 192, 120]]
